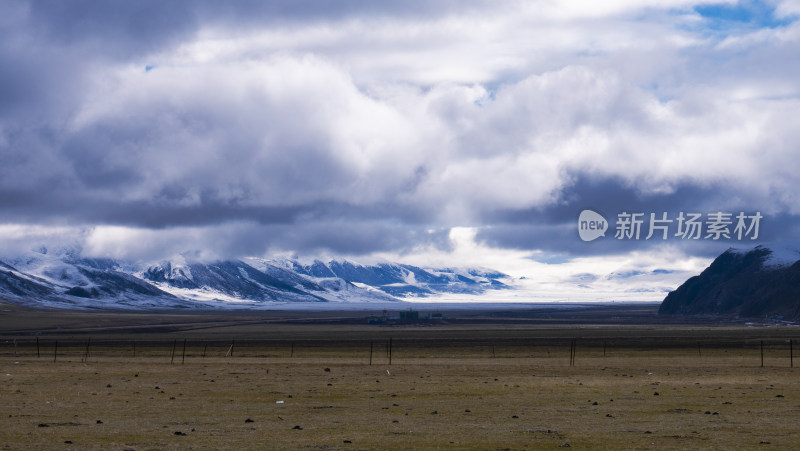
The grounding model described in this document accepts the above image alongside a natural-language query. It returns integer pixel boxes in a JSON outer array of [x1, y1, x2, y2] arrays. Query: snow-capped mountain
[[659, 244, 800, 319], [287, 259, 508, 297], [0, 249, 509, 310]]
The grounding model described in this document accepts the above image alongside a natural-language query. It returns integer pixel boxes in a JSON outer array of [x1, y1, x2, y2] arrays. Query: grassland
[[2, 305, 800, 449]]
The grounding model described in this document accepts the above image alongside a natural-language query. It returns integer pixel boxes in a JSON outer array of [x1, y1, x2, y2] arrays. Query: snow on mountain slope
[[242, 257, 330, 293], [242, 258, 398, 303], [7, 249, 146, 292], [289, 259, 510, 297], [0, 249, 510, 310], [725, 243, 800, 268], [6, 250, 93, 289], [660, 244, 800, 319], [757, 244, 800, 268], [141, 259, 328, 303], [0, 250, 198, 310]]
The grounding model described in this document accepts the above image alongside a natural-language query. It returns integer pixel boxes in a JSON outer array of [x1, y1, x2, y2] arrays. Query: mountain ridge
[[0, 250, 510, 310], [659, 244, 800, 320]]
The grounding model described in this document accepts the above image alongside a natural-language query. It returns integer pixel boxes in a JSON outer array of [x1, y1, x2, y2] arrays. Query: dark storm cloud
[[263, 221, 453, 256], [0, 37, 85, 122], [475, 174, 799, 258], [26, 0, 492, 51], [0, 192, 435, 231], [74, 220, 453, 261], [3, 0, 488, 118], [1, 1, 799, 262], [483, 176, 731, 225], [27, 1, 199, 58]]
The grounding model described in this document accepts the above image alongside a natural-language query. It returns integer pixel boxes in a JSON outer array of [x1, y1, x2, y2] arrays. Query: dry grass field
[[2, 306, 800, 449]]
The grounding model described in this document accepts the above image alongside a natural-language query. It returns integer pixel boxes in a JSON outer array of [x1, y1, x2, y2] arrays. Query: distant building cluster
[[367, 309, 444, 325]]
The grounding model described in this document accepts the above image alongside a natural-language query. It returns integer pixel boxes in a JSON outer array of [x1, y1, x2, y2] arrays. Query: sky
[[1, 0, 799, 301]]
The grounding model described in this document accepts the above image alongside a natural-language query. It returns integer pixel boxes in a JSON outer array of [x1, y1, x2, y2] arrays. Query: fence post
[[568, 340, 572, 366], [569, 339, 576, 367]]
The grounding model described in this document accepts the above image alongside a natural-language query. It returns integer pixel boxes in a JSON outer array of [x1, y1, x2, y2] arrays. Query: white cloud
[[0, 224, 87, 256], [42, 10, 800, 227], [158, 1, 706, 87], [373, 225, 711, 302], [775, 0, 800, 19], [0, 0, 798, 292]]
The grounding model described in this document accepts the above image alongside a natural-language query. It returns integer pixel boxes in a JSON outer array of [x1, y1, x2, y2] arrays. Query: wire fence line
[[1, 336, 798, 367]]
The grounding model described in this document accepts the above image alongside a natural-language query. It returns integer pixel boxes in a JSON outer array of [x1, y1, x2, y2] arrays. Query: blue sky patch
[[694, 0, 793, 31]]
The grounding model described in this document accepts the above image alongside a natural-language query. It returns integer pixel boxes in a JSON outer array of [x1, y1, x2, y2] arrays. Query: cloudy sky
[[2, 0, 799, 301]]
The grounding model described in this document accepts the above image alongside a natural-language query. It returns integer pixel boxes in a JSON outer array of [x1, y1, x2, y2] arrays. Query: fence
[[2, 336, 798, 368]]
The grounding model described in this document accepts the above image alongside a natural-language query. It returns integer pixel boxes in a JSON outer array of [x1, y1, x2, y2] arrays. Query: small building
[[399, 310, 419, 322]]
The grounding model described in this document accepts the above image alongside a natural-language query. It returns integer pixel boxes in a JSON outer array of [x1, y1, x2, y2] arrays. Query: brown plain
[[1, 305, 799, 450]]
